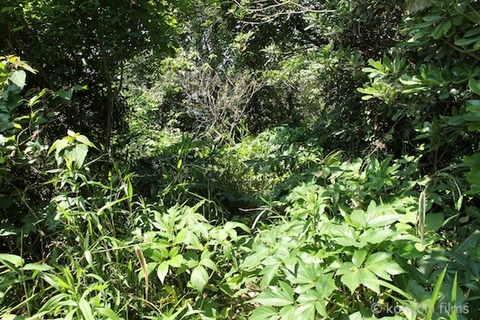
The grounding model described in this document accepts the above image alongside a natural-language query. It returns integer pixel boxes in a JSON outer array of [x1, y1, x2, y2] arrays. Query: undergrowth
[[2, 127, 479, 319]]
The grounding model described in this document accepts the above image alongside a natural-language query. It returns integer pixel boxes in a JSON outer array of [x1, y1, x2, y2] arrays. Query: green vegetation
[[1, 0, 480, 319]]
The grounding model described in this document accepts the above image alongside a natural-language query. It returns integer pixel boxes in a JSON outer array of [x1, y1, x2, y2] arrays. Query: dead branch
[[232, 0, 335, 23]]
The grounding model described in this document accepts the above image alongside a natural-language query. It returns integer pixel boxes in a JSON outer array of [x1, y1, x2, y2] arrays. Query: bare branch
[[233, 0, 335, 23], [178, 64, 262, 142]]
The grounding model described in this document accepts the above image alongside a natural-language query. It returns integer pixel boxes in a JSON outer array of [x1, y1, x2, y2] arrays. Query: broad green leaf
[[8, 70, 26, 89], [174, 228, 187, 244], [352, 250, 367, 268], [469, 78, 480, 95], [350, 209, 367, 228], [252, 284, 294, 307], [315, 273, 336, 299], [70, 144, 88, 167], [293, 302, 316, 320], [169, 254, 183, 268], [278, 281, 294, 301], [327, 224, 358, 246], [55, 88, 73, 100], [249, 306, 277, 320], [368, 213, 404, 228], [200, 257, 217, 271], [260, 264, 280, 288], [359, 228, 395, 244], [466, 100, 480, 112], [455, 37, 480, 47], [224, 221, 251, 234], [425, 213, 444, 231], [399, 75, 423, 85], [293, 261, 317, 285], [48, 139, 69, 155], [240, 246, 270, 270], [442, 20, 452, 36], [365, 252, 404, 279], [0, 253, 24, 267], [456, 230, 480, 253], [358, 268, 380, 293], [278, 305, 295, 318], [190, 265, 208, 292], [432, 22, 446, 39], [464, 27, 480, 38], [340, 267, 361, 294], [157, 261, 169, 284], [75, 134, 93, 147], [297, 291, 321, 304]]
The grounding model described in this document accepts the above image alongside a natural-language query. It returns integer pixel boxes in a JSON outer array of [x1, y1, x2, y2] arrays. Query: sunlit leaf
[[190, 265, 209, 292]]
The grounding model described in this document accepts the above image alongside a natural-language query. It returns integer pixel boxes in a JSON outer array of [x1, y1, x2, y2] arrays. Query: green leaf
[[315, 273, 336, 299], [22, 263, 53, 271], [469, 78, 480, 95], [466, 100, 480, 112], [455, 37, 480, 47], [359, 228, 395, 244], [48, 138, 69, 155], [427, 267, 447, 319], [278, 281, 294, 301], [260, 264, 280, 288], [252, 284, 295, 307], [240, 246, 270, 270], [70, 144, 88, 167], [97, 196, 130, 215], [432, 22, 446, 39], [339, 267, 361, 294], [297, 290, 321, 304], [174, 228, 187, 244], [1, 7, 13, 13], [293, 302, 316, 320], [350, 209, 367, 228], [97, 307, 121, 320], [78, 297, 95, 320], [423, 15, 444, 23], [1, 315, 27, 320], [190, 265, 208, 292], [425, 213, 444, 231], [54, 88, 73, 100], [8, 70, 26, 89], [464, 27, 480, 38], [352, 250, 367, 268], [75, 134, 94, 147], [450, 273, 458, 320], [36, 293, 69, 315], [0, 253, 24, 267], [157, 261, 169, 284], [442, 20, 452, 36], [249, 306, 277, 320], [200, 258, 217, 271], [358, 268, 380, 293], [169, 254, 183, 268], [365, 252, 405, 279]]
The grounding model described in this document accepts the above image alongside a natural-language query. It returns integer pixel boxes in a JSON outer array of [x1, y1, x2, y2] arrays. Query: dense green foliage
[[1, 0, 480, 319]]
